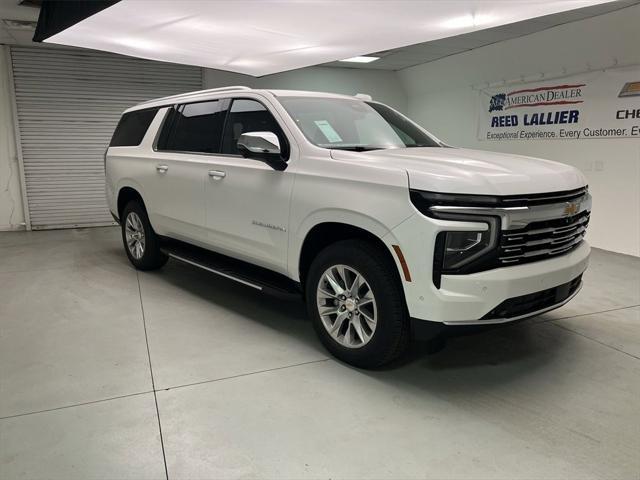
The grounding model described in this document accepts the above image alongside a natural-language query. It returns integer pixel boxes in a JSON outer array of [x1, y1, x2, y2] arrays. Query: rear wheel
[[121, 200, 168, 270], [305, 239, 410, 368]]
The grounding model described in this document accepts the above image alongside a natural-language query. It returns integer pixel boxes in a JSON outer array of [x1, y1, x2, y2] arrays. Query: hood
[[330, 147, 586, 195]]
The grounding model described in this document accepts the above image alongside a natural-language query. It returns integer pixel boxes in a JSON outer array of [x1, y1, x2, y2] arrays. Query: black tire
[[305, 239, 410, 368], [121, 200, 168, 270]]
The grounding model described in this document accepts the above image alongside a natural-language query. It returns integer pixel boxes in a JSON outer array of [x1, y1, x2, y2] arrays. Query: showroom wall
[[204, 66, 408, 112], [0, 46, 25, 230], [398, 5, 640, 257]]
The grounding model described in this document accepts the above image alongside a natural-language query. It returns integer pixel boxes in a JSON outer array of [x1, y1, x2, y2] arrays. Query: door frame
[[5, 46, 31, 230]]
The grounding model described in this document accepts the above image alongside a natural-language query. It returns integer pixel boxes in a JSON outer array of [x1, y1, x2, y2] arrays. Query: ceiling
[[1, 0, 638, 74], [322, 0, 640, 70]]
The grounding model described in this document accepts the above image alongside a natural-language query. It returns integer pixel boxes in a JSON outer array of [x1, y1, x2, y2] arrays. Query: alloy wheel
[[316, 264, 377, 348], [125, 212, 146, 260]]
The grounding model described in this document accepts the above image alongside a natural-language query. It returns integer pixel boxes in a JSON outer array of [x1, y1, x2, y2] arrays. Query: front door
[[204, 98, 295, 274]]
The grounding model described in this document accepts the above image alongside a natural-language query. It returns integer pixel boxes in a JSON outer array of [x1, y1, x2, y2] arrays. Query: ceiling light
[[113, 37, 159, 51], [441, 14, 495, 29], [339, 56, 380, 63]]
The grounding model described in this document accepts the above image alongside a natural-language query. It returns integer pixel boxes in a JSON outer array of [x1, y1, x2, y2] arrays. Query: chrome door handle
[[208, 170, 226, 179], [156, 164, 169, 174]]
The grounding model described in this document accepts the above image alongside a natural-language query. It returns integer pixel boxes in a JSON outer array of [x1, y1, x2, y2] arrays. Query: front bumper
[[386, 211, 590, 324], [435, 241, 589, 324], [410, 274, 583, 340]]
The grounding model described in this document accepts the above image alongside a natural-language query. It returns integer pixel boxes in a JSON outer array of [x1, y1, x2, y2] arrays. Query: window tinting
[[110, 108, 159, 147], [161, 100, 226, 153], [221, 99, 287, 156]]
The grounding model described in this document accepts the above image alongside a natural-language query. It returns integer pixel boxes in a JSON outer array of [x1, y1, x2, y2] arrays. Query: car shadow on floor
[[142, 259, 323, 352], [141, 257, 572, 389], [367, 319, 575, 397]]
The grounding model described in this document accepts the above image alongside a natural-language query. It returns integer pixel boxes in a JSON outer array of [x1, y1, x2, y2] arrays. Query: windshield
[[277, 96, 441, 151]]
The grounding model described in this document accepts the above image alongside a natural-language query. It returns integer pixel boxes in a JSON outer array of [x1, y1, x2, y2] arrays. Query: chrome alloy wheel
[[125, 212, 146, 260], [316, 264, 377, 349]]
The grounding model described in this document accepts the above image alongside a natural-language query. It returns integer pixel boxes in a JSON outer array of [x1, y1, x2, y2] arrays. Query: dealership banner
[[477, 66, 640, 141]]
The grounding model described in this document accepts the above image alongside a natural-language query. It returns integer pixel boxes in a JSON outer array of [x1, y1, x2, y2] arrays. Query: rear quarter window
[[110, 108, 159, 147]]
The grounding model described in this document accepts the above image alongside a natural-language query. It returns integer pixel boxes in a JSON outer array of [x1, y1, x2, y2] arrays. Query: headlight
[[443, 230, 492, 270], [432, 215, 500, 288]]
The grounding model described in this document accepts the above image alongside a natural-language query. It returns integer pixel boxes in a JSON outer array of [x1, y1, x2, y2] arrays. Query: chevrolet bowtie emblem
[[564, 202, 580, 216]]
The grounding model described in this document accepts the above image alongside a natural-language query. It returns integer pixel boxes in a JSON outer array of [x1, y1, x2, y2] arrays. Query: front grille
[[498, 210, 590, 266], [410, 186, 588, 212], [498, 186, 588, 207], [482, 274, 582, 320]]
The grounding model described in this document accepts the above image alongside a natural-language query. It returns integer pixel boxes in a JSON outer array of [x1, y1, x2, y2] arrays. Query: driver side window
[[221, 99, 287, 156]]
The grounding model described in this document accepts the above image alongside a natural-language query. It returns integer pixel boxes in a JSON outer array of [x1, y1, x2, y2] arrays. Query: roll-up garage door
[[10, 46, 203, 229]]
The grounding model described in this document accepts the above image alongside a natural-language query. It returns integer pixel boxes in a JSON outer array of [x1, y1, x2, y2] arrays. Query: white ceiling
[[29, 0, 620, 76], [0, 0, 637, 74], [323, 0, 640, 70]]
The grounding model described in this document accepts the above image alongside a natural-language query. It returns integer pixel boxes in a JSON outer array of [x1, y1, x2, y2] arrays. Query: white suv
[[105, 86, 591, 368]]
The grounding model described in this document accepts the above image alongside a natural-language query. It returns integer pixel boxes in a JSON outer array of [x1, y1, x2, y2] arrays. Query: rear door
[[147, 99, 227, 244]]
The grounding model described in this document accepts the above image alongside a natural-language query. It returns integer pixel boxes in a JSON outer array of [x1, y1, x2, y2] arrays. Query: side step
[[160, 238, 301, 299]]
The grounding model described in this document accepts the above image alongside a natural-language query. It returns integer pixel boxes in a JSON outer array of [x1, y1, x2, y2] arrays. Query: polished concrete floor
[[0, 227, 639, 479]]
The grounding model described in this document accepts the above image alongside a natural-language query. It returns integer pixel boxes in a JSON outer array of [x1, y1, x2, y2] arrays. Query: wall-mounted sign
[[477, 66, 640, 141]]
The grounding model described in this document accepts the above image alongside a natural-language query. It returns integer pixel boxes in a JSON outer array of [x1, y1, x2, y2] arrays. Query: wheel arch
[[116, 183, 146, 220], [296, 221, 403, 291]]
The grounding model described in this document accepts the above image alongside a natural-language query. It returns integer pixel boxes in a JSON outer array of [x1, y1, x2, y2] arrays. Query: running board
[[160, 238, 301, 299]]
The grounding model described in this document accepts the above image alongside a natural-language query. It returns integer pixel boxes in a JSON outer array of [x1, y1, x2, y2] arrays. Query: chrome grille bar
[[500, 186, 588, 205], [498, 210, 589, 265], [502, 214, 590, 238]]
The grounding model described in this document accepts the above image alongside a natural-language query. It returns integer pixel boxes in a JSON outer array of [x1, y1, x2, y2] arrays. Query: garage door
[[10, 46, 203, 229]]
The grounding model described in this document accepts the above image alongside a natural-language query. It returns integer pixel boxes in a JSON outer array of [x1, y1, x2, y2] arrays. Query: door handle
[[208, 170, 226, 180], [156, 164, 169, 174]]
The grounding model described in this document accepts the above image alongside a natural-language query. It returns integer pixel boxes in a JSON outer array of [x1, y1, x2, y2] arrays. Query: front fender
[[287, 209, 407, 281]]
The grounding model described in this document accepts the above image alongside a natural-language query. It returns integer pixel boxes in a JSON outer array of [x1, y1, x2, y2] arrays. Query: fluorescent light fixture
[[113, 37, 160, 51], [441, 14, 496, 29], [339, 56, 380, 63], [42, 0, 614, 76]]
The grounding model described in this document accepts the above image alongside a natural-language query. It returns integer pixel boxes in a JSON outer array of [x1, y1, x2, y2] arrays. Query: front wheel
[[121, 200, 168, 270], [305, 240, 410, 368]]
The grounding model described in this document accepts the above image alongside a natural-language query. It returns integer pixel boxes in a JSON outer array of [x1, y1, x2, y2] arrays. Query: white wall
[[0, 45, 25, 231], [204, 66, 407, 112], [398, 5, 640, 257]]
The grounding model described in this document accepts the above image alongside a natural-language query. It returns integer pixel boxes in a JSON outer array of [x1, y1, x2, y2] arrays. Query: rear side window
[[159, 100, 226, 154], [110, 108, 159, 147], [221, 99, 287, 156]]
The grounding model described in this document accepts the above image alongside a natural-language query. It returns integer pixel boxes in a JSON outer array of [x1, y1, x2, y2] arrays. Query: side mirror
[[237, 131, 287, 171]]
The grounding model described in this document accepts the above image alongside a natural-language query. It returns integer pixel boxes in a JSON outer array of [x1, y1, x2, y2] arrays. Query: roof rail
[[138, 86, 252, 106]]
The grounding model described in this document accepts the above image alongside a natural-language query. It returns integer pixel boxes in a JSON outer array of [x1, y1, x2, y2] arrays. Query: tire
[[305, 239, 410, 368], [121, 200, 168, 270]]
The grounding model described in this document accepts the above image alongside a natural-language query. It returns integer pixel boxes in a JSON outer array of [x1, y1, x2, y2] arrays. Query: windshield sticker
[[314, 120, 343, 143]]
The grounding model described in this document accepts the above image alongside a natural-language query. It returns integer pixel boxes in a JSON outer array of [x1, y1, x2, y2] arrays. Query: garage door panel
[[11, 46, 202, 229]]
